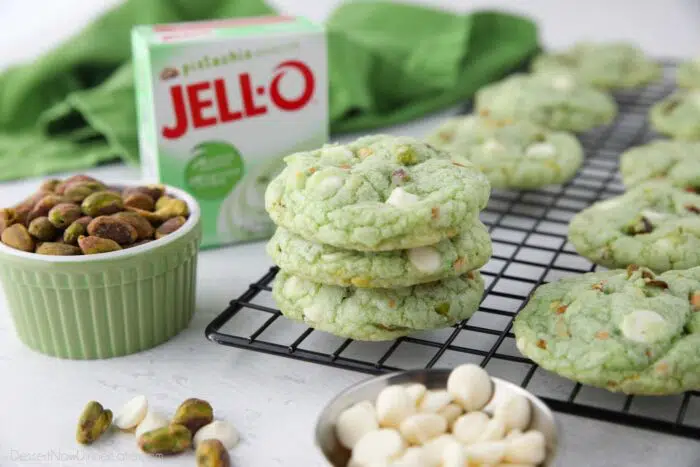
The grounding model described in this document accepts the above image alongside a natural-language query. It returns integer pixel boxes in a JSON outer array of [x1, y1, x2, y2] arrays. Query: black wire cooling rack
[[206, 61, 700, 440]]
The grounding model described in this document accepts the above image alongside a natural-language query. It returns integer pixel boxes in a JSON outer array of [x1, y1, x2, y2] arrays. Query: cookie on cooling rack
[[513, 265, 700, 395], [649, 90, 700, 140], [568, 180, 700, 272], [267, 220, 491, 289], [264, 135, 491, 251], [426, 115, 584, 189], [620, 140, 700, 191], [474, 73, 617, 133], [676, 58, 700, 89], [531, 42, 661, 90], [272, 270, 484, 341]]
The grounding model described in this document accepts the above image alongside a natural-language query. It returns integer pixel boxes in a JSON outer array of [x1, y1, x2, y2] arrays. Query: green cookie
[[475, 73, 617, 132], [676, 58, 700, 89], [568, 181, 700, 272], [514, 265, 700, 395], [273, 270, 484, 341], [267, 221, 491, 288], [426, 115, 584, 189], [265, 135, 491, 251], [620, 140, 700, 191], [531, 42, 660, 90], [649, 90, 700, 140]]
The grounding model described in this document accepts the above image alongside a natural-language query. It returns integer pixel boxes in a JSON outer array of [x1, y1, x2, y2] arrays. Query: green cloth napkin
[[0, 0, 538, 181]]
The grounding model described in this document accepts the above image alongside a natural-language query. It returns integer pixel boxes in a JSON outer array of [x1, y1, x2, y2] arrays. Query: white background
[[1, 1, 700, 466]]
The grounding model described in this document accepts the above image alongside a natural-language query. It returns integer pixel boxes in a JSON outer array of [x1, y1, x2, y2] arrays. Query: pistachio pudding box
[[132, 16, 328, 248]]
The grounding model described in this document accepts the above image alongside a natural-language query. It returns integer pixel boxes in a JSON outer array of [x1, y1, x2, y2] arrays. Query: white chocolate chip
[[551, 74, 574, 91], [302, 304, 325, 323], [113, 395, 148, 430], [392, 447, 429, 467], [479, 417, 507, 442], [506, 429, 523, 440], [386, 187, 419, 208], [437, 403, 463, 429], [620, 309, 669, 343], [465, 441, 507, 464], [336, 401, 379, 449], [482, 139, 504, 153], [351, 429, 406, 465], [422, 435, 461, 467], [452, 411, 490, 445], [316, 175, 344, 198], [134, 410, 169, 438], [282, 275, 304, 297], [399, 413, 447, 445], [193, 420, 240, 450], [441, 441, 468, 467], [407, 247, 441, 274], [404, 384, 427, 407], [494, 394, 532, 432], [525, 142, 556, 159], [447, 364, 493, 411], [322, 145, 354, 160], [418, 390, 453, 413], [376, 386, 416, 428], [504, 430, 546, 464]]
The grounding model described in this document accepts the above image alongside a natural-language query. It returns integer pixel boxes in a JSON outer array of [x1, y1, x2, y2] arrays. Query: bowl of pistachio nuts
[[0, 175, 201, 359]]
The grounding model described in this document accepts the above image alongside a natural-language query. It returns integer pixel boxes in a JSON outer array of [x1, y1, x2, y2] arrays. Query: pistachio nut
[[36, 242, 81, 256], [124, 184, 165, 201], [28, 216, 58, 241], [15, 190, 50, 212], [171, 398, 214, 436], [196, 439, 231, 467], [13, 204, 31, 226], [0, 208, 17, 234], [127, 239, 154, 249], [27, 194, 65, 223], [63, 181, 106, 203], [76, 401, 113, 445], [155, 195, 174, 211], [78, 235, 122, 255], [124, 192, 155, 211], [48, 203, 82, 229], [155, 216, 186, 239], [125, 206, 163, 225], [87, 216, 138, 245], [112, 211, 155, 240], [1, 224, 35, 252], [56, 175, 102, 195], [39, 179, 61, 193], [63, 216, 93, 245], [81, 192, 124, 217], [138, 424, 192, 456], [155, 199, 189, 220]]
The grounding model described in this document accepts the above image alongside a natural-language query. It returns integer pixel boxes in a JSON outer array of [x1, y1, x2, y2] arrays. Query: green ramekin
[[0, 183, 201, 359]]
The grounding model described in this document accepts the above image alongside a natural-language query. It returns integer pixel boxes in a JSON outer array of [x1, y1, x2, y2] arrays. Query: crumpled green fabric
[[0, 0, 538, 181]]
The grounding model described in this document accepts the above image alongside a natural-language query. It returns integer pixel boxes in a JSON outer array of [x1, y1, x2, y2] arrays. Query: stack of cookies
[[264, 135, 492, 341]]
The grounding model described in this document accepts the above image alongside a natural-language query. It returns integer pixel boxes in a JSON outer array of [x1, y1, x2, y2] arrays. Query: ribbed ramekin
[[0, 183, 201, 359]]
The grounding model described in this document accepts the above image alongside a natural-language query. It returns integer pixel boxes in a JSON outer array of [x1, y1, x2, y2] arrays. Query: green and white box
[[132, 16, 328, 248]]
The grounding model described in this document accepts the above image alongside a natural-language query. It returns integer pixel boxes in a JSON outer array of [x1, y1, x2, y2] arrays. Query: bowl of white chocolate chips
[[316, 364, 558, 467]]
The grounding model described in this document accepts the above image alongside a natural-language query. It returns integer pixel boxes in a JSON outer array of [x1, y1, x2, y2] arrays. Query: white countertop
[[1, 1, 700, 466]]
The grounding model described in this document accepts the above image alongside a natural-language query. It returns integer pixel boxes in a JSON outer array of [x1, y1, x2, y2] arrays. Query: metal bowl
[[315, 368, 559, 466]]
